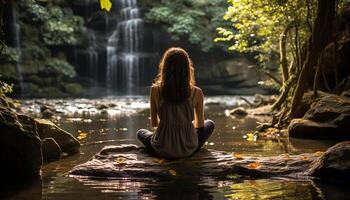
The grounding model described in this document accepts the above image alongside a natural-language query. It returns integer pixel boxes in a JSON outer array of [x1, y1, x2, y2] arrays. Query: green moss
[[41, 86, 64, 98], [63, 83, 83, 96]]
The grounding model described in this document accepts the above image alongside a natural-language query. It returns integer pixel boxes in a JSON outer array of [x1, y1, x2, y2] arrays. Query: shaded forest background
[[0, 0, 349, 126]]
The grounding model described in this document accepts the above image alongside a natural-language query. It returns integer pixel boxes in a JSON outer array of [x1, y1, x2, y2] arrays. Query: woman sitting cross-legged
[[136, 47, 215, 159]]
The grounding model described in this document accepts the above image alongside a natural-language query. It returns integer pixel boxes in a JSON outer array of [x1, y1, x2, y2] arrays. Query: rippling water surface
[[6, 96, 349, 200]]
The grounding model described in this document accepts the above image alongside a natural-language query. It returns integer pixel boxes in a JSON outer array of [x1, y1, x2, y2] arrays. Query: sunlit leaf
[[153, 158, 165, 164], [246, 132, 257, 142], [77, 132, 87, 140], [232, 152, 244, 160], [100, 0, 112, 12], [115, 157, 126, 165], [313, 151, 324, 157], [300, 156, 309, 161], [247, 161, 261, 169], [168, 169, 177, 176]]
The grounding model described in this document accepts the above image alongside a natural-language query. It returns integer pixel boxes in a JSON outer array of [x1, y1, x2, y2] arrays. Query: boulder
[[96, 104, 108, 110], [69, 144, 319, 180], [41, 109, 54, 119], [289, 95, 350, 140], [35, 118, 80, 155], [0, 106, 42, 179], [308, 141, 350, 181], [63, 83, 83, 96], [42, 138, 61, 162]]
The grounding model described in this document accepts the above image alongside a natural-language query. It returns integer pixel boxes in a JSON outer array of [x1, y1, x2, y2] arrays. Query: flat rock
[[70, 144, 320, 180], [289, 95, 350, 140]]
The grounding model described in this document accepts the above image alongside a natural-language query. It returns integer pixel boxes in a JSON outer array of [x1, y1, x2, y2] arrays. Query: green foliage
[[144, 0, 229, 52], [42, 7, 84, 46], [23, 44, 50, 61], [0, 46, 19, 63], [215, 0, 315, 67], [24, 0, 85, 46], [45, 58, 76, 78], [25, 0, 49, 22]]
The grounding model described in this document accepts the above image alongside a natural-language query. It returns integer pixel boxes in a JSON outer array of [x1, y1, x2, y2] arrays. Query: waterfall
[[11, 6, 24, 97], [106, 30, 119, 89], [106, 0, 146, 94]]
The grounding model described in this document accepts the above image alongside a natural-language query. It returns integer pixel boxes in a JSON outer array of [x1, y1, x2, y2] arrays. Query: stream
[[4, 96, 349, 200]]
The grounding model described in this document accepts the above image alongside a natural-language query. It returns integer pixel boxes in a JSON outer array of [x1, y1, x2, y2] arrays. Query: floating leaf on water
[[246, 132, 256, 141], [168, 169, 177, 176], [232, 152, 244, 160], [77, 132, 87, 140], [153, 158, 165, 164], [247, 161, 261, 169], [115, 157, 126, 165], [313, 151, 324, 157]]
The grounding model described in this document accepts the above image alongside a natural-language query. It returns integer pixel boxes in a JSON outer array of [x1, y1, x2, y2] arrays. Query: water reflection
[[221, 179, 321, 200], [1, 179, 42, 200], [13, 96, 345, 199]]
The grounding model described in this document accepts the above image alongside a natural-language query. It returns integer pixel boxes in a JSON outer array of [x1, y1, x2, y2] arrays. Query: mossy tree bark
[[290, 0, 336, 118]]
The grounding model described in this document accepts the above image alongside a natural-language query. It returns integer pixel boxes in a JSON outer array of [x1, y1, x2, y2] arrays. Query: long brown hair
[[154, 47, 195, 103]]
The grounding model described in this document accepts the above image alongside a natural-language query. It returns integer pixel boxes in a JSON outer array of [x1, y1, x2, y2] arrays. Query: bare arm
[[194, 88, 205, 128], [150, 86, 159, 128]]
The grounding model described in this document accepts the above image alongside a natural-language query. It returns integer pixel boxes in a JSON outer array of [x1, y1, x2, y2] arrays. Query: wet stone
[[42, 138, 62, 162], [69, 144, 321, 180]]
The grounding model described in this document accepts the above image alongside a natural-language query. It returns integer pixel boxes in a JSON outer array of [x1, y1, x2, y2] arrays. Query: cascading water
[[70, 0, 158, 95], [106, 0, 153, 95], [11, 6, 24, 97], [106, 30, 119, 89]]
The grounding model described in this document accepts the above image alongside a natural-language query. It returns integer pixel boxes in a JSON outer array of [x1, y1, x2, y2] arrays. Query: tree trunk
[[272, 59, 294, 110], [290, 0, 336, 118], [279, 23, 292, 83]]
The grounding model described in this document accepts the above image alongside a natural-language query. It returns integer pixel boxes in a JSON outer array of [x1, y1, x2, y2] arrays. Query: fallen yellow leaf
[[168, 169, 177, 176], [300, 156, 309, 161], [77, 132, 87, 140], [153, 158, 165, 164], [247, 161, 261, 169], [313, 151, 324, 157], [232, 152, 244, 160], [246, 132, 256, 141], [100, 0, 112, 12], [115, 157, 126, 165]]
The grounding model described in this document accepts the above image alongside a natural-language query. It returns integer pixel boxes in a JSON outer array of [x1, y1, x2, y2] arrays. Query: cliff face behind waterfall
[[0, 0, 272, 98]]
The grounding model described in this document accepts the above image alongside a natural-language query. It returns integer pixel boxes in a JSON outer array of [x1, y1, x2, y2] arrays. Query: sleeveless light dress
[[150, 88, 199, 159]]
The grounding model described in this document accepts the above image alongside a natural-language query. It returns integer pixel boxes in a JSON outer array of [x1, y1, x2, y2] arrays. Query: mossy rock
[[0, 64, 18, 80], [63, 83, 83, 96], [41, 87, 65, 98], [22, 82, 40, 97]]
